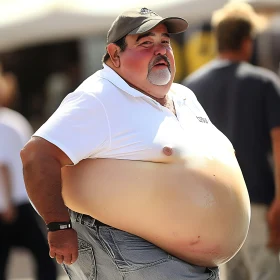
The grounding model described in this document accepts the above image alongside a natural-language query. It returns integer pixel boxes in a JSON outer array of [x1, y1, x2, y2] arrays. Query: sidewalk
[[7, 248, 67, 280]]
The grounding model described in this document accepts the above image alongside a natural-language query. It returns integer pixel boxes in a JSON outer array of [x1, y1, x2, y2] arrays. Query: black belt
[[94, 219, 108, 227], [72, 211, 109, 227]]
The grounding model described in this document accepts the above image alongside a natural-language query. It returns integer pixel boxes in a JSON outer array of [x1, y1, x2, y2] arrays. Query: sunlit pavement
[[7, 248, 67, 280]]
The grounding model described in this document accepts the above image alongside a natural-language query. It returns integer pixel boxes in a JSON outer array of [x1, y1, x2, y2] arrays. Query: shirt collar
[[99, 63, 145, 98], [98, 64, 180, 111]]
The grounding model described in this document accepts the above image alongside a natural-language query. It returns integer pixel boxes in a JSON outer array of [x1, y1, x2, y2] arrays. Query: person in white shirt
[[21, 7, 252, 280], [0, 64, 33, 144], [0, 66, 57, 280]]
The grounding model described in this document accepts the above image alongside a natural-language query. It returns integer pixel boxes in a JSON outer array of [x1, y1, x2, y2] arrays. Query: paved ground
[[7, 248, 67, 280]]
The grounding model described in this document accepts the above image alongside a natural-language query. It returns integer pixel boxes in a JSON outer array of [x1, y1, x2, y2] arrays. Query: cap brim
[[129, 17, 188, 35]]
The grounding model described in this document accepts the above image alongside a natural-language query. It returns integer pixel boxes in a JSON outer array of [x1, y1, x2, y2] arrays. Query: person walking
[[21, 7, 252, 280], [183, 2, 280, 279], [0, 65, 57, 280]]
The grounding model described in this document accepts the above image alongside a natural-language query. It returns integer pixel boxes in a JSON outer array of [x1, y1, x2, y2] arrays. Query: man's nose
[[154, 44, 167, 56]]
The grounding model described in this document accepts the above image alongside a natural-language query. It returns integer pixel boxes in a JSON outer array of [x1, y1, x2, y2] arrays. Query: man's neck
[[218, 51, 249, 63]]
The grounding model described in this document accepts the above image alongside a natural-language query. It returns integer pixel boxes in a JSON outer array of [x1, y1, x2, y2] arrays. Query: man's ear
[[107, 43, 121, 68]]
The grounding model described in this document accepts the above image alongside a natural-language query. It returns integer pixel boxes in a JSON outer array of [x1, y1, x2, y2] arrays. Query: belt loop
[[68, 209, 105, 228], [80, 214, 96, 228], [68, 209, 83, 224]]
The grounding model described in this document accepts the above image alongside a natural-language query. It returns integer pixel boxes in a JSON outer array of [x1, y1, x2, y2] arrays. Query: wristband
[[46, 221, 72, 232]]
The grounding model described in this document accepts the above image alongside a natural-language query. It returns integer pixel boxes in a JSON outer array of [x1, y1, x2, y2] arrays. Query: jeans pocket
[[62, 238, 96, 280], [98, 226, 170, 271]]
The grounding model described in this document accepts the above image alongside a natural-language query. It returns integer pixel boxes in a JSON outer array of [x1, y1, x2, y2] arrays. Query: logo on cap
[[140, 8, 159, 16]]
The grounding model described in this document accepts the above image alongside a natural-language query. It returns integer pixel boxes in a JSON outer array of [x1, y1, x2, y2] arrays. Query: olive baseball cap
[[107, 7, 188, 44]]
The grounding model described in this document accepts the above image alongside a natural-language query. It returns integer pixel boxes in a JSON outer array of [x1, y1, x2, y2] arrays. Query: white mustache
[[151, 56, 170, 69], [148, 55, 171, 72]]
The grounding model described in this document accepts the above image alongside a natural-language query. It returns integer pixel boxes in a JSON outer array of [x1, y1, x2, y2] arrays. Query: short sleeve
[[34, 91, 110, 165], [264, 75, 280, 130]]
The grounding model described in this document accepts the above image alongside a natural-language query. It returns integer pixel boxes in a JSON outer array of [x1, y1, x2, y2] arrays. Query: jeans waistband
[[69, 209, 107, 228]]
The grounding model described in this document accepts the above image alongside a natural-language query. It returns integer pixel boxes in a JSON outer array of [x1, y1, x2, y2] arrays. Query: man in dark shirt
[[183, 2, 280, 280]]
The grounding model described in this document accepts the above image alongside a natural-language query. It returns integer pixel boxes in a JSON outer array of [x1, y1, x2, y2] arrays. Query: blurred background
[[0, 0, 279, 279], [1, 0, 280, 131]]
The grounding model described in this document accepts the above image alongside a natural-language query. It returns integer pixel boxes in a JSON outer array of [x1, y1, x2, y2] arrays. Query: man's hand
[[48, 229, 79, 265], [267, 198, 280, 253]]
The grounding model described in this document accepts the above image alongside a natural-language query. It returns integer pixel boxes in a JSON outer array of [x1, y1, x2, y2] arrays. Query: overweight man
[[21, 7, 251, 280]]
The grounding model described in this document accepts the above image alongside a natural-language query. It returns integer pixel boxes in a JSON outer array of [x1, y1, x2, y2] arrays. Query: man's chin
[[149, 78, 171, 86], [155, 82, 170, 86], [148, 76, 171, 86], [148, 68, 172, 86]]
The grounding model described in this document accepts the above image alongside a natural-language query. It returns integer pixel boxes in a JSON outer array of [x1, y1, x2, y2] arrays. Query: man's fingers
[[49, 250, 75, 265], [63, 255, 72, 265], [71, 251, 79, 264], [56, 254, 64, 264], [49, 249, 56, 259]]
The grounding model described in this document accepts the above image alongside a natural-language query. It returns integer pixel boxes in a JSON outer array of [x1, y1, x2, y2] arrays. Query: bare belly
[[61, 153, 250, 267]]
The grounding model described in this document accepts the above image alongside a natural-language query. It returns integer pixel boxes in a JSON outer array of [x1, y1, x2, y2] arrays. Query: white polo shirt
[[0, 123, 29, 212], [0, 107, 33, 145], [34, 64, 232, 165]]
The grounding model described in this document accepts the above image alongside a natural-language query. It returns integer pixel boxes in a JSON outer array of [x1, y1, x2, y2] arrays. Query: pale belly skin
[[61, 149, 250, 267]]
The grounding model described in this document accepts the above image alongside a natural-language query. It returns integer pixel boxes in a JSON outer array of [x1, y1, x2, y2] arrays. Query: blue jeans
[[62, 210, 219, 280]]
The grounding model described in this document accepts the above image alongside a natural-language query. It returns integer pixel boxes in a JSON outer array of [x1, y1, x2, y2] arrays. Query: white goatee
[[148, 68, 171, 86]]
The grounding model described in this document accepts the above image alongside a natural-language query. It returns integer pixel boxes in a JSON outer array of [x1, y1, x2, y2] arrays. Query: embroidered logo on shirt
[[196, 116, 208, 124], [177, 97, 209, 124]]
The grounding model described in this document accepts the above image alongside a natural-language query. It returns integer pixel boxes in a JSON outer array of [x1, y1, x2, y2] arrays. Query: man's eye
[[141, 41, 152, 46], [162, 40, 170, 44]]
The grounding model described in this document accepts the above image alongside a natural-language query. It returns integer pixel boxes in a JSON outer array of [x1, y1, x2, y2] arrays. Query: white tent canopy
[[0, 0, 279, 52], [0, 0, 196, 52]]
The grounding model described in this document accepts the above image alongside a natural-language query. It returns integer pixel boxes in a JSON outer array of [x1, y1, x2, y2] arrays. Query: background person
[[0, 64, 58, 280], [183, 2, 280, 280]]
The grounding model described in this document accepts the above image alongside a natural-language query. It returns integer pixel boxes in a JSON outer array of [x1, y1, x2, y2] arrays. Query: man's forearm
[[273, 154, 280, 199], [22, 156, 70, 224], [0, 164, 13, 207], [271, 127, 280, 199]]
